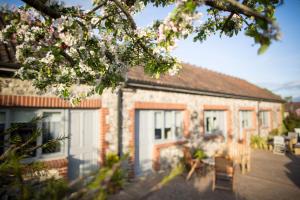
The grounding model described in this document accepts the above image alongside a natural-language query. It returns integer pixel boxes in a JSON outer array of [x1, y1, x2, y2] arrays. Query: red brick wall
[[100, 108, 110, 164], [152, 140, 188, 171], [43, 158, 68, 178], [0, 95, 101, 108]]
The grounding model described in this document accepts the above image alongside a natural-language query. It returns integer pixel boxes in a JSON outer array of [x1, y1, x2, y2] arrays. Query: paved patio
[[109, 150, 300, 200]]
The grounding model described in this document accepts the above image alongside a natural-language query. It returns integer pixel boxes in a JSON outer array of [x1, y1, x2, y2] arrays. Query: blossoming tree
[[0, 0, 282, 103]]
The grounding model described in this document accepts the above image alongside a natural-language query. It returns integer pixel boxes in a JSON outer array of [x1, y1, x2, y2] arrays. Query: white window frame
[[204, 110, 227, 136], [0, 108, 68, 162], [153, 110, 184, 143], [240, 110, 253, 129], [260, 111, 270, 128]]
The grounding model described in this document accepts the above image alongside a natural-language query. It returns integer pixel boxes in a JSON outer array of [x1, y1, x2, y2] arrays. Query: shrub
[[269, 128, 279, 136], [193, 148, 207, 160], [283, 113, 300, 132], [0, 116, 126, 200], [250, 135, 268, 150]]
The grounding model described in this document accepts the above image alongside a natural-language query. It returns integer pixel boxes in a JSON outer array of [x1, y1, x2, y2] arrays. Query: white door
[[135, 110, 153, 176], [68, 110, 99, 180]]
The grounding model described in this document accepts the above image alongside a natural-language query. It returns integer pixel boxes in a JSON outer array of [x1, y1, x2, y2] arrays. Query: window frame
[[240, 110, 253, 129], [153, 110, 184, 143], [259, 111, 270, 128], [0, 108, 68, 162], [204, 110, 227, 136], [0, 110, 9, 155]]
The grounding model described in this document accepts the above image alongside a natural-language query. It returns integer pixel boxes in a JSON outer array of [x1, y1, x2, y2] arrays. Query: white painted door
[[68, 110, 99, 180], [135, 110, 154, 176]]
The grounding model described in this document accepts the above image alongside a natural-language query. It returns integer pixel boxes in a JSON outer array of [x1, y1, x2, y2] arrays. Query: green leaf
[[258, 44, 269, 55]]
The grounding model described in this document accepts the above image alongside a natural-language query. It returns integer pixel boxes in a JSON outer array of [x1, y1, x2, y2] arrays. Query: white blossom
[[41, 52, 55, 64], [91, 17, 100, 26]]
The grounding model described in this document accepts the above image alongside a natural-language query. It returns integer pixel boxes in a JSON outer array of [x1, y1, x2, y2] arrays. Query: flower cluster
[[153, 0, 202, 63]]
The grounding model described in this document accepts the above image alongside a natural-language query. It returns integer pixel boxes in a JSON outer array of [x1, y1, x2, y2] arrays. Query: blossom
[[24, 57, 36, 64], [168, 62, 181, 76], [91, 17, 100, 26], [41, 52, 55, 64], [59, 32, 77, 46]]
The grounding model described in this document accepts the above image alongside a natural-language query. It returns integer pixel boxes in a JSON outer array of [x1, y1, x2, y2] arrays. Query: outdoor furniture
[[183, 147, 203, 180], [288, 132, 297, 139], [273, 136, 286, 155], [294, 144, 300, 155], [289, 138, 297, 153], [212, 156, 235, 192]]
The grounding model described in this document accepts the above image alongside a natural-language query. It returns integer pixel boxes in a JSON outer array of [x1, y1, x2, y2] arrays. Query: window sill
[[21, 153, 66, 164], [261, 126, 270, 129], [154, 140, 187, 149], [242, 128, 256, 131]]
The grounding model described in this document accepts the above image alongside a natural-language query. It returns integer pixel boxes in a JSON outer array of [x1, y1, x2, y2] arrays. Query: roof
[[285, 102, 300, 112], [127, 64, 284, 103]]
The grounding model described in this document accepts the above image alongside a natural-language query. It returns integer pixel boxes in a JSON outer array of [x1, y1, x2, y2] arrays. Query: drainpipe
[[117, 85, 124, 157], [257, 101, 261, 136]]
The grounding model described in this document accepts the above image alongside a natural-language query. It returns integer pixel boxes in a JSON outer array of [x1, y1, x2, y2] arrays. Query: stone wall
[[120, 88, 282, 172], [101, 89, 119, 155], [0, 77, 98, 98]]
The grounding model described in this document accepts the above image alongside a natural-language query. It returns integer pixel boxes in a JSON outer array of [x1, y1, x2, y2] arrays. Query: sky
[[2, 0, 300, 101]]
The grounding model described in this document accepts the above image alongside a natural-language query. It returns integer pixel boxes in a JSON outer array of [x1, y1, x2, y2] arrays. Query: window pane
[[204, 111, 225, 135], [10, 110, 37, 157], [164, 111, 172, 140], [11, 110, 36, 123], [0, 112, 5, 156], [42, 112, 62, 154], [154, 112, 162, 140], [11, 123, 37, 157], [260, 111, 269, 127], [241, 111, 252, 129], [175, 111, 183, 139]]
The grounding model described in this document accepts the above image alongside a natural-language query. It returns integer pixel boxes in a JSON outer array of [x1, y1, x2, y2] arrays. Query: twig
[[220, 12, 234, 35], [87, 1, 107, 14]]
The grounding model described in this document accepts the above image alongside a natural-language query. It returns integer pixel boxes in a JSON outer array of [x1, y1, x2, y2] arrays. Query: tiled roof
[[285, 102, 300, 112], [127, 64, 284, 102]]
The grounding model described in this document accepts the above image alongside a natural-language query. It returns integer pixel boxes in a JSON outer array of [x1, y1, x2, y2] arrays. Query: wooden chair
[[212, 156, 235, 192], [183, 147, 202, 180]]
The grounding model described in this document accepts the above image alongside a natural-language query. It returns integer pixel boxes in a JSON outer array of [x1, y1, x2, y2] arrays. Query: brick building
[[0, 26, 284, 178]]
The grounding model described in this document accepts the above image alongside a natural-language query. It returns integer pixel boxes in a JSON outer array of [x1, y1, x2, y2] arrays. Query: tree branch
[[204, 0, 273, 25], [111, 0, 137, 29], [87, 1, 107, 14], [22, 0, 62, 18], [220, 12, 234, 35]]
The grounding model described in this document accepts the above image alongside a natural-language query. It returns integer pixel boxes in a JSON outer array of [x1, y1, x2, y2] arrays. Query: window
[[240, 111, 253, 129], [154, 112, 163, 140], [42, 112, 62, 154], [10, 110, 37, 157], [164, 111, 172, 140], [154, 110, 184, 142], [0, 109, 65, 159], [204, 111, 226, 136], [175, 111, 183, 139], [259, 111, 269, 127]]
